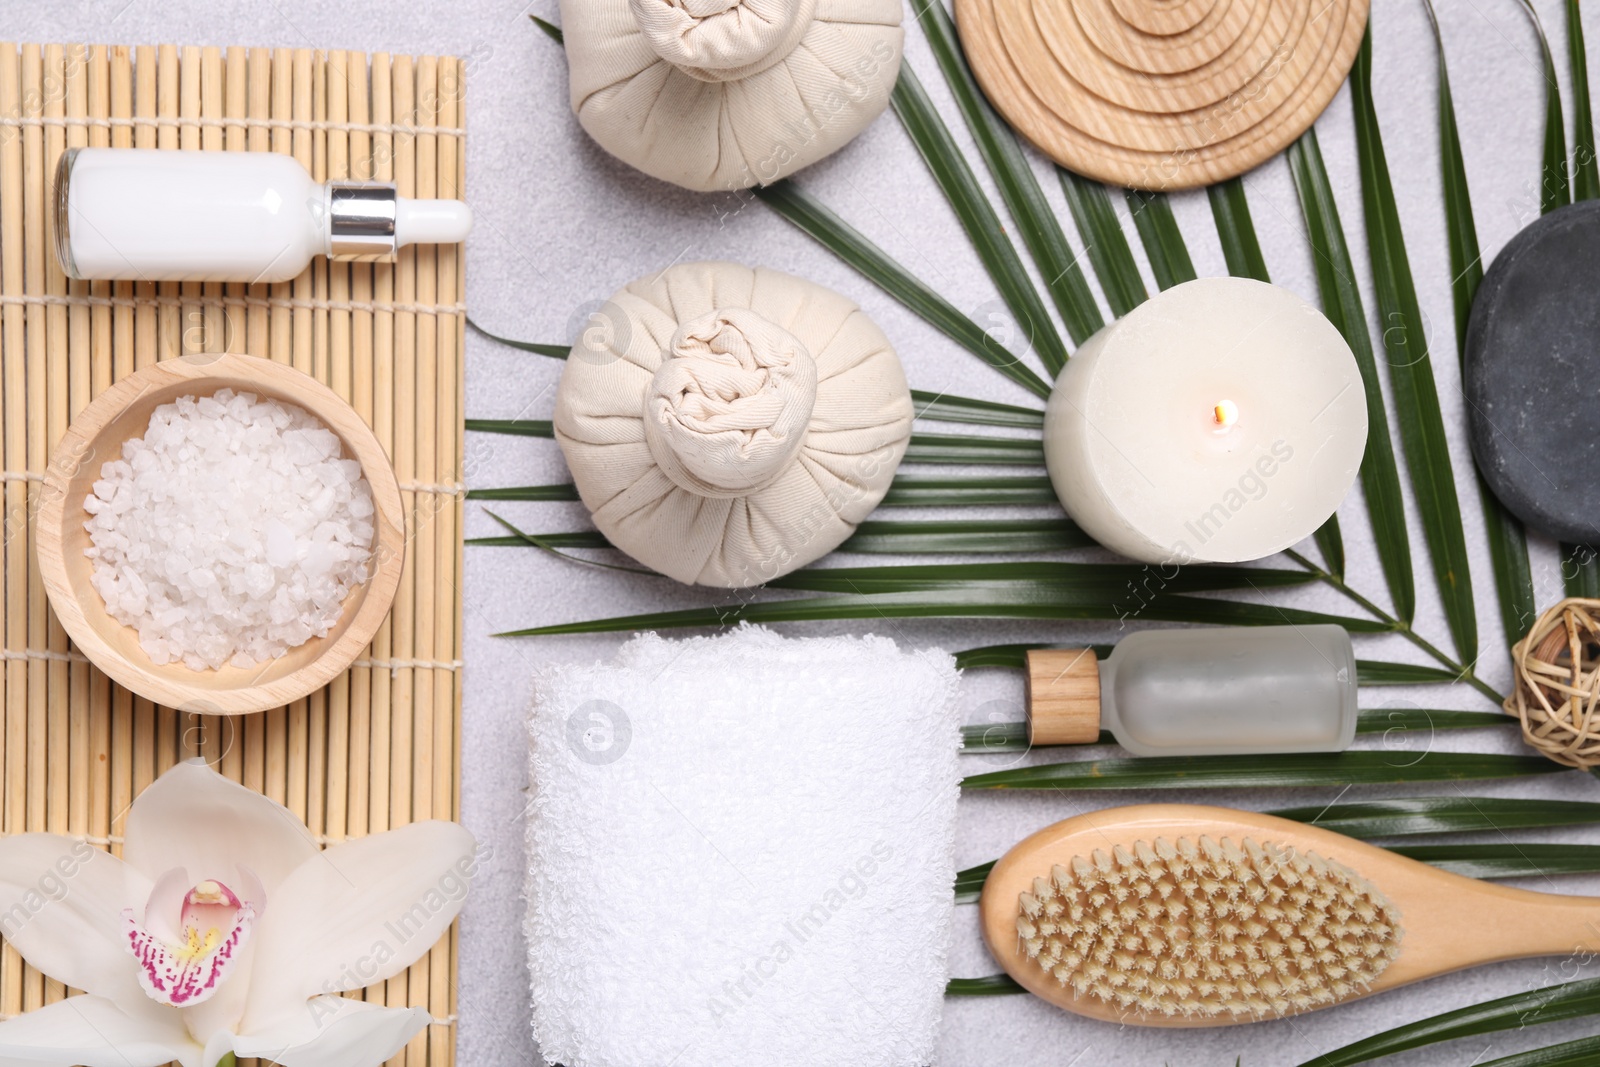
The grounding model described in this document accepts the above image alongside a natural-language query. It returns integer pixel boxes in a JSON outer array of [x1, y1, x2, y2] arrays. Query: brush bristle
[[1014, 836, 1401, 1019]]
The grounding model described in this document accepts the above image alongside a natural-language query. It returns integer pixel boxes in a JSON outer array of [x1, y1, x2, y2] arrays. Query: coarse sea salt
[[83, 389, 376, 672]]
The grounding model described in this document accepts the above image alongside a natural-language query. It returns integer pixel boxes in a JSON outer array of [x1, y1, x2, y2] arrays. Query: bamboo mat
[[0, 43, 465, 1067]]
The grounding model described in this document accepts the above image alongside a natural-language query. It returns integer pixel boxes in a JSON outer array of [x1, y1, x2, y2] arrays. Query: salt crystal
[[83, 390, 376, 671]]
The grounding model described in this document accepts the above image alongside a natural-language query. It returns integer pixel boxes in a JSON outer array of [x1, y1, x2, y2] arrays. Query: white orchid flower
[[0, 759, 480, 1067]]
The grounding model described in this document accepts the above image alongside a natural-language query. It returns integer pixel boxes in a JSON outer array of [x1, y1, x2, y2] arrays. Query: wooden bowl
[[35, 352, 406, 715]]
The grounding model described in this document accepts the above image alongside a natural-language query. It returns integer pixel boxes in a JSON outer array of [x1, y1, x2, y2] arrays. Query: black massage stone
[[1464, 199, 1600, 545]]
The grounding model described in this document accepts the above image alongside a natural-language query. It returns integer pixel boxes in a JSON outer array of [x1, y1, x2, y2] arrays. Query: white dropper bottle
[[55, 147, 472, 283]]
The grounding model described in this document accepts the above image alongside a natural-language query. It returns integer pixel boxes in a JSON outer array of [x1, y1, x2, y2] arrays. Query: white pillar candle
[[1043, 277, 1367, 564]]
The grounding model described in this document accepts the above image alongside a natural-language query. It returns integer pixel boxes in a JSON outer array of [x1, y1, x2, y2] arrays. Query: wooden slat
[[0, 43, 465, 1066]]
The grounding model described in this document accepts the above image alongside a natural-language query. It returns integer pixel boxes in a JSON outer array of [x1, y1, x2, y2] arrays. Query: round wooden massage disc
[[953, 0, 1371, 190]]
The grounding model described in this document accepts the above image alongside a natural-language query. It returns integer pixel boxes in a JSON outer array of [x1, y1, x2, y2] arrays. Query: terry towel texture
[[524, 626, 963, 1067]]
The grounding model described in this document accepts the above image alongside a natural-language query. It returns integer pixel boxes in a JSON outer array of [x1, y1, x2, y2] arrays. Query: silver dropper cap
[[327, 183, 398, 261]]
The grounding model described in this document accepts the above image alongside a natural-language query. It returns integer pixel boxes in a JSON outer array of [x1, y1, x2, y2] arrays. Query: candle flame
[[1213, 399, 1240, 428]]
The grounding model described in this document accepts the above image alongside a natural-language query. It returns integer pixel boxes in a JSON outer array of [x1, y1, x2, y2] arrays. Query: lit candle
[[1042, 277, 1367, 564]]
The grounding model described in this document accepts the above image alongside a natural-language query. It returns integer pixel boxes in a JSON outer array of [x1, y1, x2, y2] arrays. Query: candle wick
[[1213, 399, 1240, 429]]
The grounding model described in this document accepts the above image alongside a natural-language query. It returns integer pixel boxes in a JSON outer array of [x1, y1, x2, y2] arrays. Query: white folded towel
[[525, 625, 963, 1067]]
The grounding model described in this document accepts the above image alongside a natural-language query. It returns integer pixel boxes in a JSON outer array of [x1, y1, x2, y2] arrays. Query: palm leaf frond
[[910, 0, 1102, 346], [961, 751, 1562, 791], [502, 588, 1389, 636], [880, 475, 1058, 507], [960, 709, 1509, 754], [1124, 189, 1196, 290], [1351, 29, 1476, 662], [1299, 976, 1600, 1067], [945, 974, 1024, 996], [1424, 1, 1537, 647], [1288, 130, 1414, 620], [891, 62, 1069, 377], [910, 389, 1044, 428], [1570, 0, 1599, 200], [754, 180, 1050, 397], [1058, 168, 1147, 316]]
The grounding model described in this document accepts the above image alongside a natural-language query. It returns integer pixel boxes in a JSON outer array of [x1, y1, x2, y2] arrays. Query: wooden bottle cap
[[952, 0, 1371, 190], [1026, 648, 1103, 745]]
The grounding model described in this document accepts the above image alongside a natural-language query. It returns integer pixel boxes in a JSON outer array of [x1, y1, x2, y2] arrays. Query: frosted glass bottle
[[55, 147, 472, 283], [1026, 625, 1358, 757]]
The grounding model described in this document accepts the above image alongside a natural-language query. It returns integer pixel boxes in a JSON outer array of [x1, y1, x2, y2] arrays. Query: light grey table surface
[[6, 1, 1600, 1064]]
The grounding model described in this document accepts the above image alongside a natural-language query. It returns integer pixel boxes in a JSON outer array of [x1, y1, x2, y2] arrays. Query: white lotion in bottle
[[55, 147, 472, 283]]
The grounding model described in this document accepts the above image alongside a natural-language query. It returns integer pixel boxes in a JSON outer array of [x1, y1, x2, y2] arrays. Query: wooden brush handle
[[1380, 869, 1600, 988]]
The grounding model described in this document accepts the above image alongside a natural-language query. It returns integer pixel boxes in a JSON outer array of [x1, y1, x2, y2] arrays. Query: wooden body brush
[[981, 804, 1600, 1027]]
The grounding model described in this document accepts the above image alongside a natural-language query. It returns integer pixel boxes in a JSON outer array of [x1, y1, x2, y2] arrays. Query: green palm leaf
[[754, 180, 1050, 398], [953, 861, 996, 903], [1481, 1035, 1600, 1067], [1268, 795, 1600, 838], [1298, 976, 1600, 1067], [466, 318, 568, 358], [880, 475, 1058, 507], [1515, 0, 1597, 598], [831, 519, 1093, 555], [960, 709, 1509, 754], [767, 561, 1314, 595], [961, 751, 1566, 791], [1389, 843, 1600, 879], [466, 477, 1062, 508], [950, 642, 1463, 685], [1353, 660, 1468, 685], [905, 433, 1044, 465], [1351, 29, 1476, 662], [1570, 0, 1599, 200], [1424, 2, 1537, 647], [953, 643, 1106, 669], [530, 15, 563, 43], [502, 588, 1388, 636], [1058, 168, 1147, 316], [1124, 190, 1196, 290], [1207, 178, 1270, 281], [910, 0, 1103, 346], [891, 62, 1069, 377], [1520, 0, 1572, 212], [945, 975, 1024, 996], [1288, 130, 1413, 618], [465, 418, 552, 438], [910, 390, 1044, 428], [467, 484, 579, 502]]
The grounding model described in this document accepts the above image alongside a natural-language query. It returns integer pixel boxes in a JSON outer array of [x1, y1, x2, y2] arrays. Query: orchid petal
[[241, 821, 477, 1028], [0, 834, 150, 1005], [230, 998, 430, 1067], [140, 868, 191, 945], [0, 994, 200, 1067], [124, 761, 317, 894]]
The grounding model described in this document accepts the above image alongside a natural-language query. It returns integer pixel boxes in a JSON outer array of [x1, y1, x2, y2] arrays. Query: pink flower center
[[124, 876, 256, 1007]]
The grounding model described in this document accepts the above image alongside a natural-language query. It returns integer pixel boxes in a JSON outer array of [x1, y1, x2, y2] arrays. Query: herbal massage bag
[[558, 0, 904, 191], [553, 261, 914, 587]]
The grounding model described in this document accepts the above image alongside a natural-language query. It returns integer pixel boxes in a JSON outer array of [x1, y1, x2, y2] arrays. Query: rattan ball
[[1507, 598, 1600, 769]]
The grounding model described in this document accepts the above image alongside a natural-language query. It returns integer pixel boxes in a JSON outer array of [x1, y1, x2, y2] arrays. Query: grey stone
[[1465, 198, 1600, 545]]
